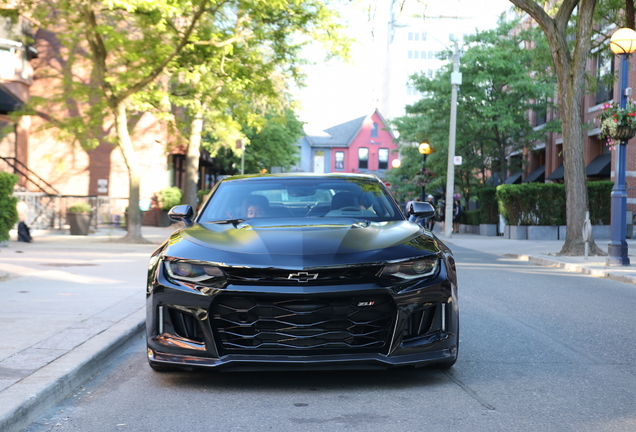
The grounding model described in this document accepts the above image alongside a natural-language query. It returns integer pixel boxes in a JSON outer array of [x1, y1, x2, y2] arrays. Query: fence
[[13, 192, 129, 230]]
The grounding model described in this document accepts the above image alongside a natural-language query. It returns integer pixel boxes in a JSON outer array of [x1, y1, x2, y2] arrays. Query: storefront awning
[[546, 164, 564, 181], [504, 172, 522, 184], [585, 154, 611, 177], [0, 83, 23, 114], [523, 165, 545, 183]]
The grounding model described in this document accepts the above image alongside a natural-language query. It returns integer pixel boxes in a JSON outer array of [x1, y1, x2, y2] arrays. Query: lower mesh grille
[[211, 294, 395, 354]]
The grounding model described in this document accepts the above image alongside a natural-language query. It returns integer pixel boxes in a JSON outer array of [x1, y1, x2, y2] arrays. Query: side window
[[335, 151, 344, 170], [378, 148, 389, 170], [358, 148, 369, 170], [371, 122, 379, 137]]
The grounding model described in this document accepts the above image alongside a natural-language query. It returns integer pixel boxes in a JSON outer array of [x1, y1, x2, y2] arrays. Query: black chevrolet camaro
[[146, 173, 459, 371]]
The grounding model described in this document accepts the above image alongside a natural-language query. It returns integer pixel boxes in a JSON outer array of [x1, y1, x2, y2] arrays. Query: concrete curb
[[509, 254, 636, 285], [0, 308, 145, 432]]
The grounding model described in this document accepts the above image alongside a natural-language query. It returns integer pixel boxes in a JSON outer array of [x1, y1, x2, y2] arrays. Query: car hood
[[162, 218, 440, 268]]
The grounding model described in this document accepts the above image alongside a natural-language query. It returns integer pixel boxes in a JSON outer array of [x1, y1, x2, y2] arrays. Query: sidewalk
[[0, 225, 175, 432], [443, 231, 636, 285], [2, 225, 636, 432]]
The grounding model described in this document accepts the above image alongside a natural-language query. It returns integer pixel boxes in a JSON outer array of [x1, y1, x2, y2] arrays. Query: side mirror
[[168, 204, 194, 225], [408, 201, 435, 220]]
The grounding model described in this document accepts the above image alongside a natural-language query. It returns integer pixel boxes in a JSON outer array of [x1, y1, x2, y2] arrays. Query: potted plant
[[67, 202, 92, 235], [598, 100, 636, 142], [0, 172, 18, 246], [154, 186, 182, 227]]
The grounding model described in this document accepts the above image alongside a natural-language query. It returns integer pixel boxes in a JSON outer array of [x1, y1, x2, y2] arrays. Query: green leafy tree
[[10, 0, 348, 241], [242, 109, 305, 173], [11, 0, 213, 242], [164, 1, 349, 207], [392, 20, 555, 201], [385, 145, 432, 204], [510, 0, 604, 256]]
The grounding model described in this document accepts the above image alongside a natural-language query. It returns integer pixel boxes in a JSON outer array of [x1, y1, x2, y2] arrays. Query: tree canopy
[[391, 19, 556, 201]]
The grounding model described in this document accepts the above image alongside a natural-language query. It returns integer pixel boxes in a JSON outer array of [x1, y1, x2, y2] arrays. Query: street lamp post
[[607, 28, 636, 266], [418, 142, 431, 201]]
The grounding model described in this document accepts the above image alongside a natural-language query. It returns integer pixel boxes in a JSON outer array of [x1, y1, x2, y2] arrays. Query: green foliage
[[476, 187, 499, 224], [384, 145, 435, 204], [0, 172, 18, 242], [461, 209, 480, 226], [242, 109, 304, 173], [156, 187, 182, 211], [497, 183, 566, 226], [390, 19, 556, 200], [588, 181, 613, 225], [197, 189, 211, 206], [68, 202, 92, 213]]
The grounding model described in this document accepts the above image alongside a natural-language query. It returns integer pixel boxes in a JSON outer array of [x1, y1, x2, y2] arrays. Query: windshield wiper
[[208, 218, 245, 225]]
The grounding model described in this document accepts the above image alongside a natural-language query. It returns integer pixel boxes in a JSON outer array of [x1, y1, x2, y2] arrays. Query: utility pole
[[444, 40, 461, 238]]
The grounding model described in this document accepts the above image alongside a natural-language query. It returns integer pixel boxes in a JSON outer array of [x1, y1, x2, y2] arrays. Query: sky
[[293, 0, 513, 132]]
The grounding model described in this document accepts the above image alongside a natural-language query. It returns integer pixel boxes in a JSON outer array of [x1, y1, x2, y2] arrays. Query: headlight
[[380, 256, 439, 280], [164, 259, 225, 284]]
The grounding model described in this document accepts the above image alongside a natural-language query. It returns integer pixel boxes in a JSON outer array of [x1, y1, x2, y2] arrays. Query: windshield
[[198, 177, 404, 223]]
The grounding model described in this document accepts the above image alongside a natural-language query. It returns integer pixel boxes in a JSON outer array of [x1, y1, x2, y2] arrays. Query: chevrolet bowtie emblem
[[287, 272, 319, 283]]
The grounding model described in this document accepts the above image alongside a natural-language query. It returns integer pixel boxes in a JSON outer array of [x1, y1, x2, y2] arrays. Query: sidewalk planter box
[[479, 223, 497, 236], [68, 212, 92, 235], [459, 224, 479, 234], [559, 225, 567, 240], [157, 210, 172, 227], [592, 225, 610, 240], [509, 225, 528, 240], [527, 226, 558, 240]]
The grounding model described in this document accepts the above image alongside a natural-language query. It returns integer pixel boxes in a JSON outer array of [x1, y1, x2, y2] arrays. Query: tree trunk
[[114, 101, 148, 243], [510, 0, 604, 256], [184, 104, 204, 209]]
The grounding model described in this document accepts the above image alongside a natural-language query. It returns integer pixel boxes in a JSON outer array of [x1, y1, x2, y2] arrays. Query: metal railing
[[13, 192, 129, 230]]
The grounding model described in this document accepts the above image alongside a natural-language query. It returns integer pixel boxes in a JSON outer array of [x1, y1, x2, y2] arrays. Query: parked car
[[146, 173, 459, 371]]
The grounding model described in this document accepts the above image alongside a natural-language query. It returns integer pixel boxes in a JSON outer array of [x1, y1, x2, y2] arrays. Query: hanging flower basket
[[609, 124, 636, 141], [598, 101, 636, 142]]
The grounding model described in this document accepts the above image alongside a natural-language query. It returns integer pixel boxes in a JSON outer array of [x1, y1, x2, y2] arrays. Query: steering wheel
[[338, 206, 361, 212]]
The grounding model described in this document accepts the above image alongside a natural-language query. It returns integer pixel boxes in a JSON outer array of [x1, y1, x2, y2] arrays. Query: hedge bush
[[68, 202, 92, 213], [0, 172, 18, 242], [476, 187, 499, 224], [496, 181, 612, 226], [588, 181, 613, 225], [461, 209, 480, 225], [497, 183, 566, 225], [156, 187, 182, 211]]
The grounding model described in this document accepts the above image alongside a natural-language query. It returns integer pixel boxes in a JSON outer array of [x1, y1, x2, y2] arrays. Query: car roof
[[219, 173, 383, 183]]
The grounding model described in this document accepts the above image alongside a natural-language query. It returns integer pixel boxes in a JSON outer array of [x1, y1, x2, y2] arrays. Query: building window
[[378, 148, 389, 170], [408, 32, 413, 41], [371, 122, 379, 137], [358, 148, 369, 169], [421, 51, 427, 59], [535, 102, 547, 126], [595, 52, 614, 105], [421, 32, 427, 41], [335, 151, 344, 170], [407, 50, 413, 59]]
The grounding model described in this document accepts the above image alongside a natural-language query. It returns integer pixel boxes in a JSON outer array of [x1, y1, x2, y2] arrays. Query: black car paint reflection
[[146, 173, 458, 371]]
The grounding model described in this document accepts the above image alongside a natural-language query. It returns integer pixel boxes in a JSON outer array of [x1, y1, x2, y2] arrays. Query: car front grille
[[211, 293, 395, 355], [222, 265, 383, 285]]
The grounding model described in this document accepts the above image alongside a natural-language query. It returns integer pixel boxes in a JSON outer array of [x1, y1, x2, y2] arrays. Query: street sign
[[453, 156, 462, 165]]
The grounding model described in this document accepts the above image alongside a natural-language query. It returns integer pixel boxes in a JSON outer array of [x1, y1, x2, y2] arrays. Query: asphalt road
[[23, 247, 636, 432]]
